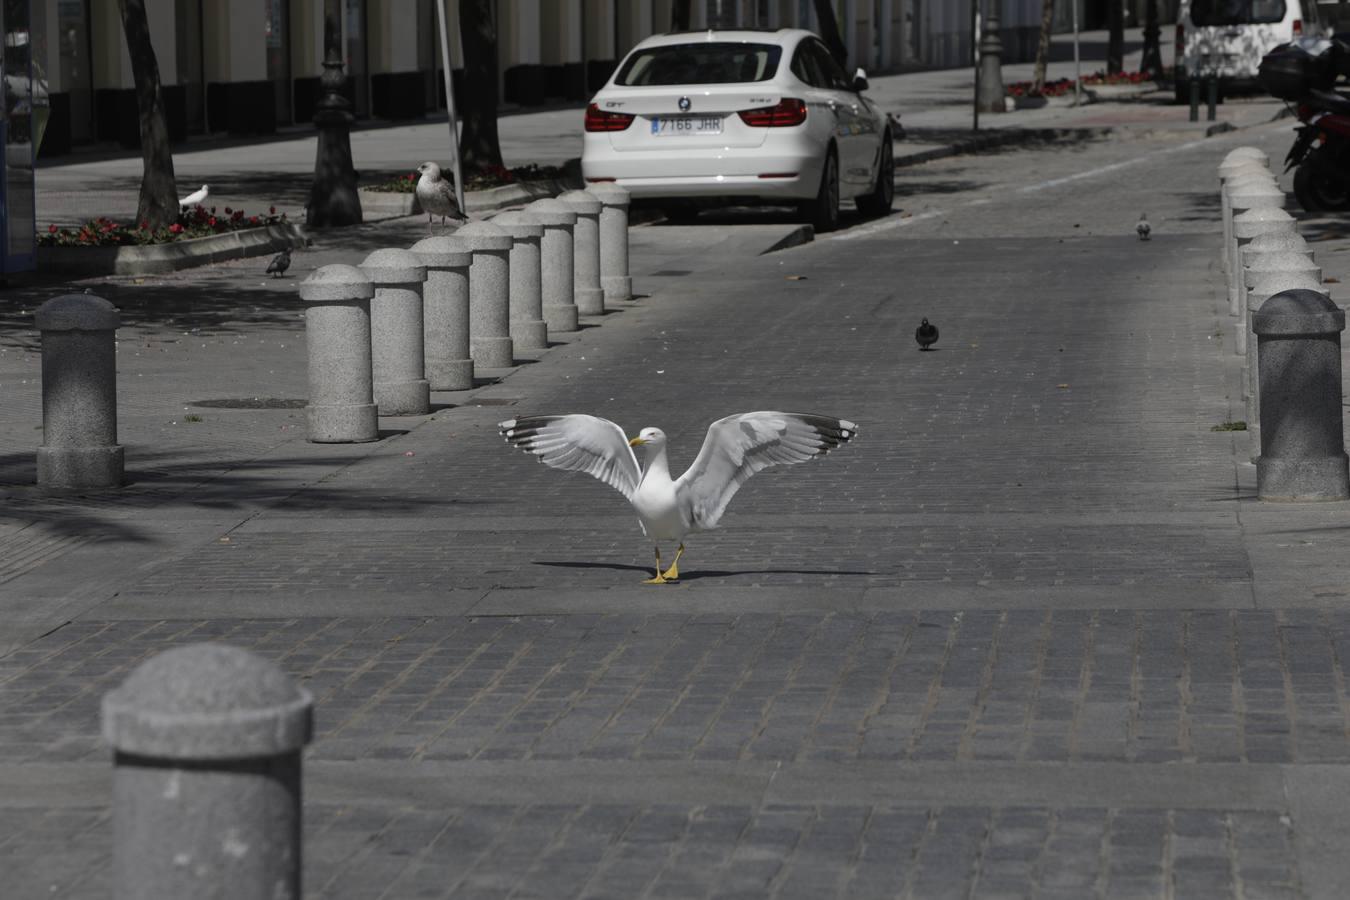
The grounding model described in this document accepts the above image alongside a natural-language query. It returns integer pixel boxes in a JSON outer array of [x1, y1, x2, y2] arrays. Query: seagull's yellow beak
[[628, 436, 646, 447]]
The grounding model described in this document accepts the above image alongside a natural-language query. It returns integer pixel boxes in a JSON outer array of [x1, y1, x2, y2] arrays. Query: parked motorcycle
[[1260, 38, 1350, 212]]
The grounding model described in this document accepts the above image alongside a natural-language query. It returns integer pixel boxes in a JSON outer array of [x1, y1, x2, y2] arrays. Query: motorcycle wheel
[[1293, 161, 1350, 213]]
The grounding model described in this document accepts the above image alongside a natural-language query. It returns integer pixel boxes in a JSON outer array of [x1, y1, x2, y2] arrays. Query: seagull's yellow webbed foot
[[643, 547, 668, 585], [661, 543, 685, 581]]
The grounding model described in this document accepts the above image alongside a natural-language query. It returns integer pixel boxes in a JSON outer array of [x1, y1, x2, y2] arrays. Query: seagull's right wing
[[499, 415, 642, 501]]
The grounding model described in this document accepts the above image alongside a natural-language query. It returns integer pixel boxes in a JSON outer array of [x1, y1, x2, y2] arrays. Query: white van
[[1175, 0, 1329, 101]]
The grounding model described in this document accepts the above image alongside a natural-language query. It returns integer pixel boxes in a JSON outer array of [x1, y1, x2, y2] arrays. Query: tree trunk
[[671, 0, 691, 30], [117, 0, 177, 228], [1032, 0, 1055, 94], [812, 0, 849, 69], [458, 0, 505, 176], [1107, 0, 1125, 74]]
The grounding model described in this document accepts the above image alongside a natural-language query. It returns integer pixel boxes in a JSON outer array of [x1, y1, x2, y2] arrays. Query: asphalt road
[[5, 117, 1350, 898]]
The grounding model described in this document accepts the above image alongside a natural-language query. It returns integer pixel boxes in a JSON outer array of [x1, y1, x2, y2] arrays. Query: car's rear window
[[614, 43, 782, 86], [1190, 0, 1286, 26]]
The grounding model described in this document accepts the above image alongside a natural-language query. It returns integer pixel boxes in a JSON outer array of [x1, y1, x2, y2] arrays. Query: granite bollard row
[[1216, 148, 1348, 500], [300, 187, 633, 443]]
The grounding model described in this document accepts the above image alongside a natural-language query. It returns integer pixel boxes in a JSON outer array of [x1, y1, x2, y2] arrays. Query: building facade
[[32, 1, 1179, 159]]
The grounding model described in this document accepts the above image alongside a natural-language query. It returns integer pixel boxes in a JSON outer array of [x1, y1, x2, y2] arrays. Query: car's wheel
[[855, 132, 895, 218], [1294, 158, 1350, 212], [801, 147, 840, 233]]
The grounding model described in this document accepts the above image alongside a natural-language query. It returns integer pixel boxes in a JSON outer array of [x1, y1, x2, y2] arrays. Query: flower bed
[[40, 204, 288, 248], [1006, 68, 1171, 99]]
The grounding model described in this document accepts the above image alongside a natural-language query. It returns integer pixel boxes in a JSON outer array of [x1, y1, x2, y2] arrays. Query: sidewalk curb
[[761, 225, 814, 254], [896, 127, 1114, 168], [36, 222, 308, 276]]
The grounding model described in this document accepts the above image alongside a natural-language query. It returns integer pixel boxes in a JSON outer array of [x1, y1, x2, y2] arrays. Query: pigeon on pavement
[[1136, 212, 1151, 241], [415, 162, 467, 226], [266, 248, 292, 278], [179, 184, 209, 209], [916, 318, 938, 351]]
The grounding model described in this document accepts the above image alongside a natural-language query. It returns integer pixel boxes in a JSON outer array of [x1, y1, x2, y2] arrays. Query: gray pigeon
[[916, 318, 938, 350], [1136, 212, 1151, 241], [415, 162, 468, 226], [266, 248, 291, 278]]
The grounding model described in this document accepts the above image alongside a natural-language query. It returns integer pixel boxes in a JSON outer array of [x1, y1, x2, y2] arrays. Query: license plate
[[650, 115, 723, 136]]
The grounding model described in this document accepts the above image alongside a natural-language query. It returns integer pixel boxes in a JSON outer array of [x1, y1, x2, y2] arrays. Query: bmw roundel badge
[[678, 96, 691, 111]]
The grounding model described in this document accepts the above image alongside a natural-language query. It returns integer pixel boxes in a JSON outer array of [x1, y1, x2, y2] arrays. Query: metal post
[[1072, 0, 1082, 106], [434, 0, 466, 214], [307, 0, 362, 227], [1207, 75, 1218, 121], [972, 1, 980, 130], [1190, 78, 1200, 121]]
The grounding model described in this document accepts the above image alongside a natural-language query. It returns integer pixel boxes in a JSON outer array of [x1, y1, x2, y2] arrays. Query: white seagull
[[179, 184, 209, 210], [415, 161, 467, 226], [499, 412, 857, 583]]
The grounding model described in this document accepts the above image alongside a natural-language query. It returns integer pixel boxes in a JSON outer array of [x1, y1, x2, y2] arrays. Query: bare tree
[[458, 0, 505, 175], [1032, 0, 1055, 94], [812, 0, 849, 68], [1107, 0, 1124, 74], [671, 0, 691, 30], [117, 0, 177, 228]]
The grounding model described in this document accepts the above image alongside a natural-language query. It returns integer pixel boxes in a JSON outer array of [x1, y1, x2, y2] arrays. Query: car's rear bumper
[[582, 136, 824, 200]]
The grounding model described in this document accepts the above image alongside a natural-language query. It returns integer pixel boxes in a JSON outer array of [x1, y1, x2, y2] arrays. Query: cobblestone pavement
[[5, 123, 1350, 897]]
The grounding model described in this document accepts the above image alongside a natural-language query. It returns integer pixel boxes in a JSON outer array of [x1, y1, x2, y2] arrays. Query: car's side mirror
[[853, 68, 869, 92]]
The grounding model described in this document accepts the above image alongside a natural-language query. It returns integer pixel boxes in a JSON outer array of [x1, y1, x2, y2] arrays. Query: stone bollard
[[1245, 269, 1329, 434], [102, 643, 314, 899], [35, 294, 124, 489], [300, 265, 378, 442], [1220, 162, 1271, 268], [456, 220, 515, 368], [1253, 289, 1350, 501], [361, 248, 430, 416], [528, 197, 580, 333], [492, 210, 549, 352], [1225, 179, 1284, 313], [410, 235, 475, 391], [1236, 231, 1314, 356], [558, 189, 605, 316], [1233, 206, 1298, 316], [588, 182, 633, 303]]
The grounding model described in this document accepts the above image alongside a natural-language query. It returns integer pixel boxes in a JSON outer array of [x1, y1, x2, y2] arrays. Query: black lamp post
[[1140, 0, 1163, 82], [976, 1, 1005, 115], [307, 0, 362, 227]]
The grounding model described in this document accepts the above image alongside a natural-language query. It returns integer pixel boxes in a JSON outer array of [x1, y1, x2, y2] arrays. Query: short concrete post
[[1236, 230, 1314, 356], [410, 235, 475, 391], [1253, 290, 1350, 501], [558, 189, 605, 316], [492, 210, 549, 352], [1233, 206, 1298, 316], [360, 248, 430, 416], [35, 294, 124, 489], [527, 197, 580, 333], [300, 265, 378, 442], [1245, 271, 1328, 432], [1225, 179, 1284, 314], [589, 182, 633, 303], [102, 643, 314, 899], [456, 220, 515, 368], [1220, 161, 1270, 268]]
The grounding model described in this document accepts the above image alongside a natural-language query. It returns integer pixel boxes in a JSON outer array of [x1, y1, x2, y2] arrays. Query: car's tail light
[[1299, 103, 1313, 120], [738, 98, 807, 127], [1293, 18, 1303, 36], [585, 103, 634, 132], [1175, 24, 1184, 59]]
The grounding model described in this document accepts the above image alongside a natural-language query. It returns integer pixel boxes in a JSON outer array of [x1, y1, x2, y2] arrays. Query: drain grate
[[471, 398, 520, 407], [190, 398, 308, 410], [649, 269, 692, 277]]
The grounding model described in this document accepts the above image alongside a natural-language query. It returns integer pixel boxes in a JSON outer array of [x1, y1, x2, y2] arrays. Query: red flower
[[169, 223, 183, 234], [249, 216, 259, 225], [269, 206, 276, 215], [47, 224, 57, 234], [139, 220, 149, 230], [208, 217, 217, 226], [224, 207, 232, 215]]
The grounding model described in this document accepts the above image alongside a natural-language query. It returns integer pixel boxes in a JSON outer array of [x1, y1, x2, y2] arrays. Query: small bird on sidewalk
[[1136, 212, 1151, 241], [415, 162, 468, 226], [179, 184, 209, 210], [916, 318, 939, 351], [265, 248, 292, 278]]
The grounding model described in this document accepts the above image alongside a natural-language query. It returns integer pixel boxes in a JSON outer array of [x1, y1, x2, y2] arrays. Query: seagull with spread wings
[[499, 412, 857, 583]]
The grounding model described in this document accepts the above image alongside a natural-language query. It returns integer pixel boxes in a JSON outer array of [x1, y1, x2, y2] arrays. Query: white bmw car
[[581, 28, 896, 233]]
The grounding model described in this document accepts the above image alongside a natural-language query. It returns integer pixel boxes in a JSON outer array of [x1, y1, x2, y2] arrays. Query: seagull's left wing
[[499, 414, 642, 500], [675, 412, 857, 530]]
